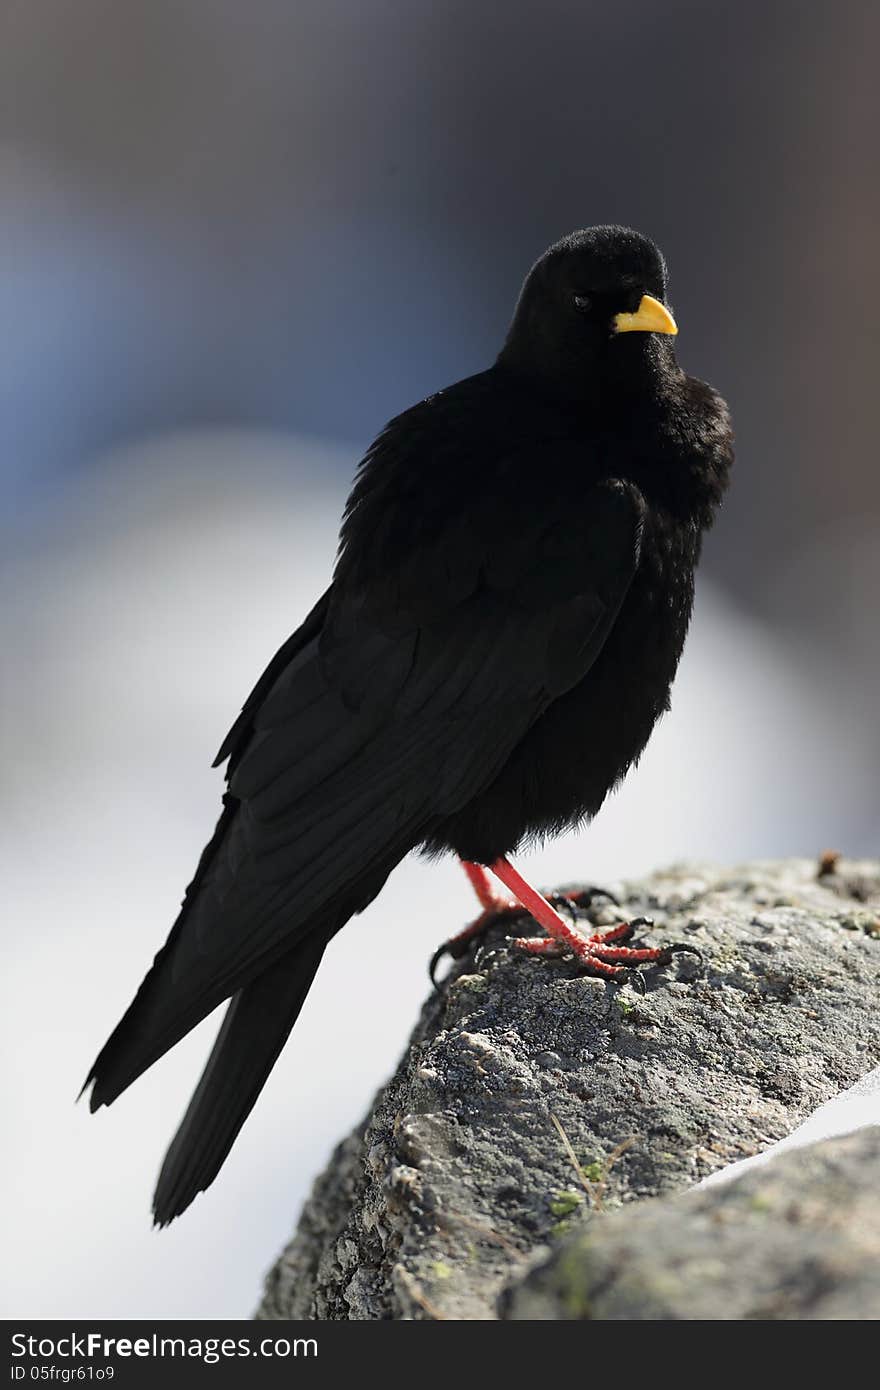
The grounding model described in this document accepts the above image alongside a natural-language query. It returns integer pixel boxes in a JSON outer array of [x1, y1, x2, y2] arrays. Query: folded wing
[[85, 473, 644, 1111]]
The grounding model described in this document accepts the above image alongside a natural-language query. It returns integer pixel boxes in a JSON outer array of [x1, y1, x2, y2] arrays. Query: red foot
[[489, 860, 701, 979], [512, 930, 689, 980], [588, 921, 635, 945], [429, 857, 701, 990]]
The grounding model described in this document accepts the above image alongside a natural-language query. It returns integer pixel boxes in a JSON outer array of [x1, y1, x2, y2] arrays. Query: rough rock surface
[[502, 1127, 880, 1320], [256, 857, 880, 1320]]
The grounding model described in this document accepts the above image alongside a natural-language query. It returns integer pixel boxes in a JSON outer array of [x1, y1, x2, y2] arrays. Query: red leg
[[428, 860, 524, 988], [460, 859, 514, 913], [488, 857, 590, 954], [445, 859, 521, 952]]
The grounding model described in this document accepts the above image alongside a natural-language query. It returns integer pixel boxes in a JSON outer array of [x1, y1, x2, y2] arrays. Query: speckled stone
[[501, 1127, 880, 1320], [256, 857, 880, 1320]]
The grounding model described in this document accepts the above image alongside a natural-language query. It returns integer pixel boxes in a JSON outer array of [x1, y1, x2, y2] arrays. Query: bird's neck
[[496, 334, 680, 418], [492, 349, 731, 530]]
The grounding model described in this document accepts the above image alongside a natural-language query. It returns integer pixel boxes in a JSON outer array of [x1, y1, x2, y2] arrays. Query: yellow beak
[[613, 294, 678, 336]]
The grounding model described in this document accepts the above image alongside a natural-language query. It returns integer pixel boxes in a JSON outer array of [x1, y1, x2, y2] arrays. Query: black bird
[[84, 226, 732, 1225]]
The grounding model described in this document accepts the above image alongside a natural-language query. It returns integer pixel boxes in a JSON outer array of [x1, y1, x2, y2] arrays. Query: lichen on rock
[[502, 1127, 880, 1320]]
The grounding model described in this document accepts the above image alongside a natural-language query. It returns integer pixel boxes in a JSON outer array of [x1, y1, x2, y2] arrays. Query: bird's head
[[498, 226, 679, 403]]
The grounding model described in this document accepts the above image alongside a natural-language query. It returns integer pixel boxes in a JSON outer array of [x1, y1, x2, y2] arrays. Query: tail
[[152, 931, 327, 1226]]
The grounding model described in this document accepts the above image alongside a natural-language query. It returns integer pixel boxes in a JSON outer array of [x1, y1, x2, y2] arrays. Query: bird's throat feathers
[[498, 311, 680, 415]]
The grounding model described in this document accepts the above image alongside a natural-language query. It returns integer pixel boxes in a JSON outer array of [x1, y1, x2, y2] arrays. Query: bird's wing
[[221, 469, 645, 939], [86, 474, 643, 1106], [212, 586, 332, 773]]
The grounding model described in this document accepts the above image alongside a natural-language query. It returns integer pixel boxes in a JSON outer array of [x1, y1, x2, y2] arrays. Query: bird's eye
[[573, 294, 592, 313]]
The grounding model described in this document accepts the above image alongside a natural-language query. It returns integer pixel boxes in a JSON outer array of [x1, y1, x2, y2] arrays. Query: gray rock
[[502, 1127, 880, 1320], [256, 857, 880, 1320]]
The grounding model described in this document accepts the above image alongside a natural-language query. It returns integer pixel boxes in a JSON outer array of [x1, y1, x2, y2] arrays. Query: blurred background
[[3, 0, 877, 1319]]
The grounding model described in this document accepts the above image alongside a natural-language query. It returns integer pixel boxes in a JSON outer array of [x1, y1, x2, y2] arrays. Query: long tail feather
[[152, 931, 327, 1226]]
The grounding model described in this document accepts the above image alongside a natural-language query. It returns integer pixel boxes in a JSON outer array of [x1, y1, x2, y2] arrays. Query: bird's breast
[[520, 513, 698, 827]]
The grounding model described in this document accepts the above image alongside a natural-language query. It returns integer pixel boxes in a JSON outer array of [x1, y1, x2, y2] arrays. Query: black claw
[[629, 969, 647, 995], [429, 943, 450, 992], [561, 885, 620, 910], [666, 942, 703, 964], [627, 915, 655, 930], [429, 909, 517, 990], [648, 941, 704, 974]]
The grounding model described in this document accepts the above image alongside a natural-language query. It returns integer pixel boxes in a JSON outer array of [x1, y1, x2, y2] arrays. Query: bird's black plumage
[[84, 226, 732, 1224]]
